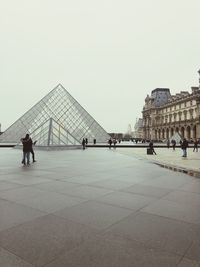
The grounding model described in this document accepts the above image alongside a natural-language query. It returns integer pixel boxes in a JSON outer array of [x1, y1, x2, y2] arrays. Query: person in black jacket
[[149, 140, 157, 155], [108, 138, 112, 149], [21, 134, 33, 165], [181, 138, 188, 157], [193, 139, 198, 152], [167, 139, 170, 149], [82, 138, 86, 150], [85, 138, 88, 147], [172, 139, 176, 151], [31, 140, 37, 162]]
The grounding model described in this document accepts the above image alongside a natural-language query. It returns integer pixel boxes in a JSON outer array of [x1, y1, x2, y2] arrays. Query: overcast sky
[[0, 0, 200, 133]]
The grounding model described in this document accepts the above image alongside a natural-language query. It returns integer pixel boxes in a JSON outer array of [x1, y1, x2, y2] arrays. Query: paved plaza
[[118, 146, 200, 176], [0, 147, 200, 266]]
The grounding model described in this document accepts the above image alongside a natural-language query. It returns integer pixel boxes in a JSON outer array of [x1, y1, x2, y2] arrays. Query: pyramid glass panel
[[0, 84, 110, 146]]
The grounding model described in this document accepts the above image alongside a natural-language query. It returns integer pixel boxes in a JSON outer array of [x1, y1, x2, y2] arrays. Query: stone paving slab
[[0, 247, 34, 267], [0, 148, 200, 266]]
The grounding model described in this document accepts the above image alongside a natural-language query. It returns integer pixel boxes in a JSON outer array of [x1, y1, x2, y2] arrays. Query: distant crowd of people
[[81, 138, 97, 149], [82, 137, 122, 150], [108, 138, 119, 149], [20, 133, 199, 166], [147, 138, 199, 158]]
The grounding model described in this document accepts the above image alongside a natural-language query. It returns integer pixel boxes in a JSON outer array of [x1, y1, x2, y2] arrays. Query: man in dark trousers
[[167, 139, 170, 149], [21, 134, 33, 165], [31, 140, 37, 162], [113, 138, 117, 149], [82, 138, 86, 150], [181, 138, 188, 157], [172, 139, 176, 151], [108, 138, 112, 149], [149, 140, 157, 155], [193, 139, 198, 152], [85, 138, 88, 147]]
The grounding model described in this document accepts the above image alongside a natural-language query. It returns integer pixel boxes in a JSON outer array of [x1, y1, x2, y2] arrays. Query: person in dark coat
[[172, 139, 176, 151], [82, 138, 86, 150], [21, 134, 33, 165], [108, 138, 112, 149], [93, 139, 96, 145], [167, 139, 170, 149], [113, 138, 117, 148], [149, 140, 157, 155], [85, 138, 88, 147], [193, 139, 198, 152], [30, 140, 37, 162], [181, 138, 188, 157]]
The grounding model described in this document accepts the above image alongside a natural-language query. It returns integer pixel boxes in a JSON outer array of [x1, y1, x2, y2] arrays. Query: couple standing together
[[21, 134, 36, 165]]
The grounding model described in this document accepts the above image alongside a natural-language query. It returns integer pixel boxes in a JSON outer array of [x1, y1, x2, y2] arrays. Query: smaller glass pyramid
[[0, 84, 110, 146]]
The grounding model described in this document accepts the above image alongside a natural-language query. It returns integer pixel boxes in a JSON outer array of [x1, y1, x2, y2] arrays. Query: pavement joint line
[[152, 161, 200, 178]]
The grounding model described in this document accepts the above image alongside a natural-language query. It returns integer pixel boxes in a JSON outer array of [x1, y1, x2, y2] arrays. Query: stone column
[[196, 124, 200, 139], [163, 129, 166, 139], [154, 130, 157, 140], [184, 128, 187, 139], [150, 129, 156, 140], [191, 127, 194, 139]]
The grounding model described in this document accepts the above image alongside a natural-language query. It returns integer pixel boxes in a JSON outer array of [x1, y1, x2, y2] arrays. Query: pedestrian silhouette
[[167, 139, 170, 149], [21, 134, 33, 165], [108, 138, 112, 149], [193, 139, 198, 152], [149, 140, 157, 155], [85, 138, 88, 147], [82, 138, 86, 150], [31, 140, 37, 162], [172, 139, 176, 151], [113, 138, 117, 149], [181, 138, 188, 157]]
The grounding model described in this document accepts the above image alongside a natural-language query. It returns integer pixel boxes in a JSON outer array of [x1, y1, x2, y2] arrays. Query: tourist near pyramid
[[0, 84, 110, 146]]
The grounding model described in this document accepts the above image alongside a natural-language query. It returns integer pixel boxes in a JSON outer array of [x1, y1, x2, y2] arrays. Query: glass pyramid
[[0, 84, 110, 146]]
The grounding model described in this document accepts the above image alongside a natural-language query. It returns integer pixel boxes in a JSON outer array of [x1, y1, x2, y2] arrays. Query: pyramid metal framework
[[0, 84, 110, 146]]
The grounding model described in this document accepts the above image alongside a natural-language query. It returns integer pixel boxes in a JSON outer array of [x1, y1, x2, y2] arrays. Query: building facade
[[133, 118, 143, 139], [142, 70, 200, 141]]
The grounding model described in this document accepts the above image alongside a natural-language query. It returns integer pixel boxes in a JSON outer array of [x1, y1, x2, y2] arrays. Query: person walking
[[85, 138, 88, 147], [181, 138, 188, 157], [82, 138, 86, 150], [193, 139, 198, 152], [167, 139, 170, 149], [172, 139, 176, 151], [93, 138, 96, 145], [108, 138, 112, 149], [149, 140, 157, 155], [113, 138, 117, 149], [30, 140, 37, 162], [21, 134, 33, 165]]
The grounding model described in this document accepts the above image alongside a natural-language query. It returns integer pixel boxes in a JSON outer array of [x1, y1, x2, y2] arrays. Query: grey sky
[[0, 0, 200, 133]]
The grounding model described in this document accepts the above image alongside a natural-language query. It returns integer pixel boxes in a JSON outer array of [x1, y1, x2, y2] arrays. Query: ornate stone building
[[142, 70, 200, 141]]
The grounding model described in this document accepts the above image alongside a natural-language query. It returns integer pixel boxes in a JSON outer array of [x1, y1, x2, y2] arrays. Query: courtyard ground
[[0, 147, 200, 266]]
